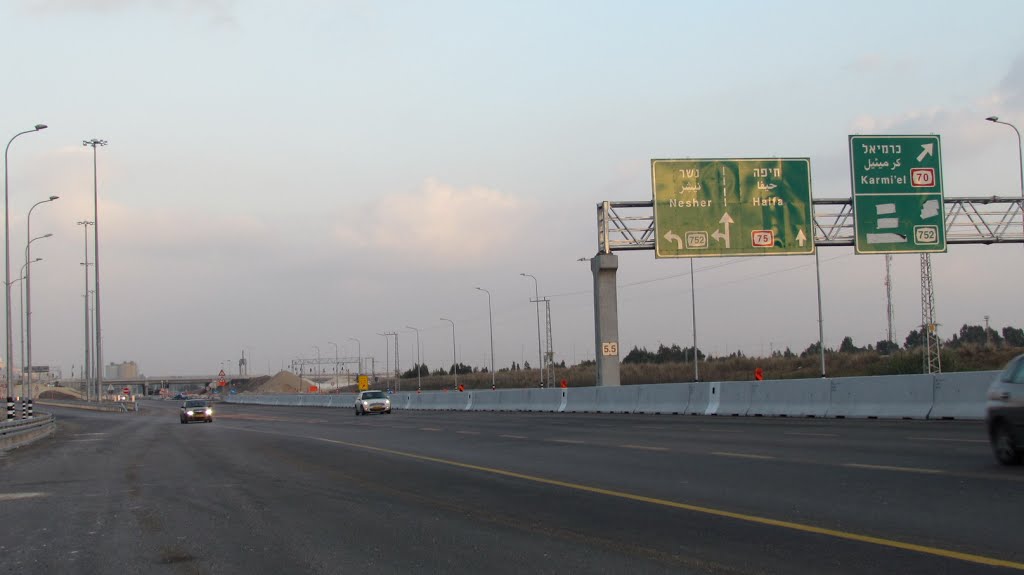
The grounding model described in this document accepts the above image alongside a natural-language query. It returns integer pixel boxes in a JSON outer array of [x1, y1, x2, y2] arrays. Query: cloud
[[22, 0, 235, 24], [331, 178, 534, 268]]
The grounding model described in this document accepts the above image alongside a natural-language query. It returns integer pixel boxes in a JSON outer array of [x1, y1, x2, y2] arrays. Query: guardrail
[[225, 370, 1000, 420], [35, 399, 138, 413], [0, 414, 56, 451]]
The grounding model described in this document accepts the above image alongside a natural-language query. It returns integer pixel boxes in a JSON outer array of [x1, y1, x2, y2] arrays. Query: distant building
[[105, 361, 140, 379]]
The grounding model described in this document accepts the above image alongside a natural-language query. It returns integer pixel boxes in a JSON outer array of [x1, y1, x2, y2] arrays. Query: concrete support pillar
[[591, 253, 621, 386]]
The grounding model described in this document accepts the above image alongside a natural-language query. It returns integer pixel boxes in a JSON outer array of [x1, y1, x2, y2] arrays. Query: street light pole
[[986, 116, 1024, 240], [440, 318, 457, 389], [312, 345, 320, 393], [24, 227, 54, 400], [83, 139, 107, 403], [328, 341, 339, 391], [348, 337, 361, 377], [405, 326, 421, 391], [377, 332, 392, 391], [5, 124, 47, 395], [519, 273, 543, 386], [25, 196, 58, 400], [77, 221, 94, 400], [475, 287, 495, 389], [13, 259, 36, 393]]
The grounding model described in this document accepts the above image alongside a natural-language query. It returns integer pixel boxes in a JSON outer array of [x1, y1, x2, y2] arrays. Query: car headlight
[[205, 408, 213, 415], [362, 401, 369, 407], [384, 399, 391, 406], [186, 410, 194, 416]]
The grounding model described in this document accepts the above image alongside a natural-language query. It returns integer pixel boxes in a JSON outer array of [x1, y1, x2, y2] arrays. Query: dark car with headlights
[[180, 399, 214, 424], [354, 390, 391, 415], [986, 354, 1024, 465]]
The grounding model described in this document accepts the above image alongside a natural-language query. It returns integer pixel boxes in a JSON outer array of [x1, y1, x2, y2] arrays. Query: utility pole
[[885, 254, 895, 346]]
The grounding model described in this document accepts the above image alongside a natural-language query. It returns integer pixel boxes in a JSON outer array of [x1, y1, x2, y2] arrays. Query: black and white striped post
[[26, 399, 33, 418], [20, 398, 26, 419], [6, 396, 14, 420]]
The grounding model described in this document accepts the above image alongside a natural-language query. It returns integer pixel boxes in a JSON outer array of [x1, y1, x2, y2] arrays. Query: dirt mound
[[242, 371, 308, 394], [38, 387, 82, 400]]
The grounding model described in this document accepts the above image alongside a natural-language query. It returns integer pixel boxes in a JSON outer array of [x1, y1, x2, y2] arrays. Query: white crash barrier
[[226, 370, 993, 421], [526, 388, 565, 412], [563, 386, 598, 413], [688, 382, 711, 415], [594, 385, 641, 413], [748, 379, 830, 417], [929, 371, 998, 420], [469, 390, 501, 411], [709, 381, 753, 416], [498, 389, 531, 411], [826, 374, 933, 419], [635, 382, 691, 414]]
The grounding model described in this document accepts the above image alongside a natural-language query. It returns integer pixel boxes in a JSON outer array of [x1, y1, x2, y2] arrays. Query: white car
[[354, 390, 392, 415]]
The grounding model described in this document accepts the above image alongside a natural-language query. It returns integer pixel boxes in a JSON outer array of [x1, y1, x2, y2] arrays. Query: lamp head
[[42, 233, 52, 239], [48, 195, 59, 201], [986, 116, 1000, 122], [34, 124, 47, 131]]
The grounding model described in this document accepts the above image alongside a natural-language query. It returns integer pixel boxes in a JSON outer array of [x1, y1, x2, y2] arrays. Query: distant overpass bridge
[[58, 375, 259, 395]]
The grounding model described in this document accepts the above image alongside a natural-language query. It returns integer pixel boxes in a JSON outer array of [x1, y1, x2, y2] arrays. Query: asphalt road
[[1, 401, 1021, 574]]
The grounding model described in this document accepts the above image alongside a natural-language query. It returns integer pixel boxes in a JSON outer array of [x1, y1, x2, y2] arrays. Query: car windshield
[[362, 392, 385, 399], [184, 400, 207, 408], [1000, 356, 1024, 384]]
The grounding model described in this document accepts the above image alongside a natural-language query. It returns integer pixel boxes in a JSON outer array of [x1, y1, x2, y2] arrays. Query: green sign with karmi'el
[[652, 158, 815, 258], [850, 135, 946, 254]]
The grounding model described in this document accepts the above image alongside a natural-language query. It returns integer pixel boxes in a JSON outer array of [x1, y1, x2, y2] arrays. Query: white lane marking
[[843, 463, 944, 475], [0, 492, 47, 501], [456, 431, 481, 435], [69, 438, 105, 442], [712, 451, 776, 460], [784, 432, 837, 438], [908, 436, 988, 444], [620, 444, 669, 452], [500, 434, 527, 439], [419, 427, 442, 432]]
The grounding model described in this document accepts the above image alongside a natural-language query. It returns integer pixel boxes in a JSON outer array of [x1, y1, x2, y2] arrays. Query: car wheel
[[993, 422, 1022, 465], [180, 418, 186, 424], [355, 408, 360, 416]]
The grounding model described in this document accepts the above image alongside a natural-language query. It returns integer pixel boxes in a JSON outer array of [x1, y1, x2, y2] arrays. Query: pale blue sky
[[3, 1, 1024, 376]]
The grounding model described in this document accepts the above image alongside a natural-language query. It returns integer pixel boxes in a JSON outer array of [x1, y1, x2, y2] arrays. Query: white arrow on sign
[[916, 143, 934, 163], [712, 212, 733, 248], [796, 228, 806, 247], [664, 230, 684, 249]]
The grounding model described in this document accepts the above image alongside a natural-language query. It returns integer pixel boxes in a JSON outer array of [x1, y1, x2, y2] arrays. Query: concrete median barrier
[[930, 371, 996, 420], [712, 381, 753, 416], [594, 386, 640, 413], [635, 383, 691, 414], [826, 374, 933, 419], [563, 386, 598, 413], [469, 390, 500, 411], [688, 383, 711, 415], [497, 389, 530, 411], [526, 388, 564, 412], [748, 379, 830, 417]]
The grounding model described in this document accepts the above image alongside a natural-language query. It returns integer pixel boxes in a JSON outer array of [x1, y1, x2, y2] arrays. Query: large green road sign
[[850, 135, 945, 254], [652, 158, 814, 258]]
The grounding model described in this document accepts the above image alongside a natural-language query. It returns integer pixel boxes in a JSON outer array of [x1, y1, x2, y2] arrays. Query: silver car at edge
[[354, 390, 392, 415], [986, 354, 1024, 465]]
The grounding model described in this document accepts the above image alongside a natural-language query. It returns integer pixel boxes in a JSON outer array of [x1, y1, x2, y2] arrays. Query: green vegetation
[[385, 323, 1020, 391]]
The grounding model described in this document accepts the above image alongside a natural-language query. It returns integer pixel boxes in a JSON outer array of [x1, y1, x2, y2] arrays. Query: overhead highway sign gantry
[[849, 135, 946, 254], [652, 158, 815, 258]]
